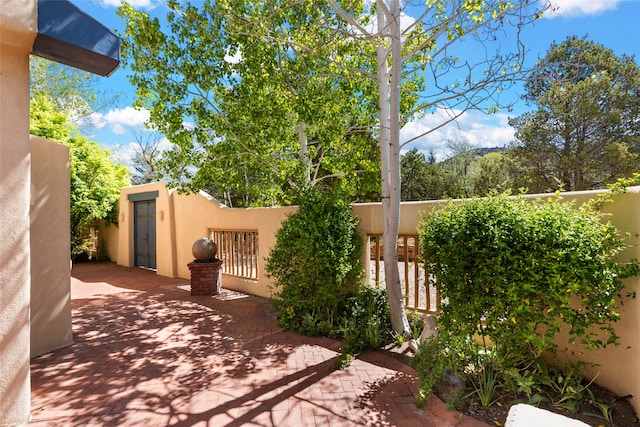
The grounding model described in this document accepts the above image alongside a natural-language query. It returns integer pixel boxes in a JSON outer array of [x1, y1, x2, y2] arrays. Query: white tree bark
[[376, 0, 411, 337], [326, 0, 546, 338], [298, 121, 311, 183]]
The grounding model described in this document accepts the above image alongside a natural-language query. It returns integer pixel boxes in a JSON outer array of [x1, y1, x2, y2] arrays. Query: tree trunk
[[298, 121, 311, 184], [376, 0, 411, 337]]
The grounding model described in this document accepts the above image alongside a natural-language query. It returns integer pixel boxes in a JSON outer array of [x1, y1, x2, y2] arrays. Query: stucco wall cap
[[0, 0, 38, 50]]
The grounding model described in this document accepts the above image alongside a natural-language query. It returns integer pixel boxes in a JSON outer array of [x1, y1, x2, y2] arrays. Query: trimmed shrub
[[265, 188, 365, 335], [415, 193, 638, 402]]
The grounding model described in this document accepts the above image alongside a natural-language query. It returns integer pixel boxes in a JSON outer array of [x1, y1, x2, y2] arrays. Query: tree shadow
[[30, 262, 429, 426]]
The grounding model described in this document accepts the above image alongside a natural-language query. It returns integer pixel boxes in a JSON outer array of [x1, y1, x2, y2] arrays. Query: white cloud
[[545, 0, 620, 18], [103, 107, 151, 134], [81, 107, 151, 134], [225, 47, 242, 64], [98, 0, 160, 10], [78, 111, 108, 130], [400, 108, 515, 160]]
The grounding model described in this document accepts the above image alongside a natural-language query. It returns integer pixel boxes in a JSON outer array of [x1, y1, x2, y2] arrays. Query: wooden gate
[[134, 200, 156, 269]]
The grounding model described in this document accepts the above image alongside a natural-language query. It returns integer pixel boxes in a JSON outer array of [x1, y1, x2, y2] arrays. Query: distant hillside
[[440, 146, 506, 164], [473, 147, 505, 157]]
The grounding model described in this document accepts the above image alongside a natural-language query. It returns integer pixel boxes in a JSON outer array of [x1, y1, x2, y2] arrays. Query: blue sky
[[70, 0, 640, 162]]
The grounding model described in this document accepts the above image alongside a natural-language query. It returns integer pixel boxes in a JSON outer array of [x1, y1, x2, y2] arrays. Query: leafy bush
[[340, 286, 392, 354], [266, 189, 395, 358], [415, 193, 638, 406], [266, 188, 365, 335], [30, 95, 130, 256]]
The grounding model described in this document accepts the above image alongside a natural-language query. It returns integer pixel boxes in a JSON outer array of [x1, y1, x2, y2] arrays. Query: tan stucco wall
[[549, 188, 640, 414], [116, 182, 178, 277], [100, 220, 120, 262], [114, 183, 295, 297], [106, 183, 640, 414], [174, 195, 297, 297], [29, 136, 73, 358], [0, 1, 37, 425], [172, 190, 222, 278], [0, 0, 37, 50]]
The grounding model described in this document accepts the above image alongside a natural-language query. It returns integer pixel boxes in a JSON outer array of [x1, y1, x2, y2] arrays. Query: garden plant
[[265, 188, 393, 359], [414, 192, 639, 419]]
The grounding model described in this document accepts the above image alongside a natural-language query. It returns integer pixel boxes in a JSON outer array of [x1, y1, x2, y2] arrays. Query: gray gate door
[[134, 200, 156, 269]]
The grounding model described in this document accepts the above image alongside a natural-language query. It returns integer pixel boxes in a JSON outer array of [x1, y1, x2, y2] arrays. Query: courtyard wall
[[106, 182, 640, 414]]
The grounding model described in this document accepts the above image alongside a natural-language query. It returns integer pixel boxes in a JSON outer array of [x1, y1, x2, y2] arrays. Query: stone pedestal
[[187, 259, 223, 296]]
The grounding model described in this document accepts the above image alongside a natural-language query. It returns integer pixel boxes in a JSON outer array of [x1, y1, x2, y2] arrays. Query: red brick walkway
[[29, 262, 489, 427]]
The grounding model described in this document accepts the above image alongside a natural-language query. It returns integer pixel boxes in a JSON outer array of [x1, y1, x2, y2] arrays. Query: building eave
[[32, 0, 120, 77]]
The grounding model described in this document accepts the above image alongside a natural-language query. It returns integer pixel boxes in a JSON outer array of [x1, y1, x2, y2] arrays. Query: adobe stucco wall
[[115, 182, 178, 277], [550, 188, 640, 415], [0, 1, 37, 425], [29, 136, 73, 358], [106, 183, 640, 414], [114, 183, 296, 297], [173, 192, 297, 296]]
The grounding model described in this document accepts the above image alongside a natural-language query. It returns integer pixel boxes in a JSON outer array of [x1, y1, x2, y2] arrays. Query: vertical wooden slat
[[247, 232, 251, 278], [224, 231, 228, 275], [236, 232, 240, 276], [243, 232, 247, 277], [208, 229, 259, 280], [227, 231, 233, 275], [413, 237, 420, 311], [251, 233, 256, 279], [238, 232, 241, 276], [255, 233, 258, 278], [227, 231, 231, 275], [365, 233, 441, 315], [402, 236, 409, 307], [245, 232, 249, 277], [243, 232, 248, 277], [247, 232, 252, 278], [233, 232, 237, 276], [233, 232, 238, 276]]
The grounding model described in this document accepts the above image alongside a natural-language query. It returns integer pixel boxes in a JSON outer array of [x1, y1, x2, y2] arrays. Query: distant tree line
[[400, 143, 513, 201], [401, 36, 640, 201]]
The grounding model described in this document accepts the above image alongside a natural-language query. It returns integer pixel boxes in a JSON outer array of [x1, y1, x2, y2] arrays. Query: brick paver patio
[[29, 262, 489, 427]]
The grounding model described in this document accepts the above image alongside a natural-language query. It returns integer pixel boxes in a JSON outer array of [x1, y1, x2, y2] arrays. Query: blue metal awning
[[33, 0, 120, 77]]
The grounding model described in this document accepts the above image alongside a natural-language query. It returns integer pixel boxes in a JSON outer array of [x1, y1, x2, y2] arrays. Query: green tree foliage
[[437, 140, 477, 198], [415, 194, 639, 402], [30, 95, 130, 255], [400, 148, 441, 201], [509, 36, 640, 192], [401, 145, 512, 201], [466, 152, 514, 196], [30, 57, 119, 125], [117, 0, 381, 206]]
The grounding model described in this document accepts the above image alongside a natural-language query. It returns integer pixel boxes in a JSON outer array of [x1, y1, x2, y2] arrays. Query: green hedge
[[415, 193, 638, 403], [265, 189, 364, 332]]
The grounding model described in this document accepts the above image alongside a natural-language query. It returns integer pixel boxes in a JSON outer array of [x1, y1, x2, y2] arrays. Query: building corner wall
[[29, 136, 73, 358], [0, 1, 38, 425], [156, 184, 178, 277]]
